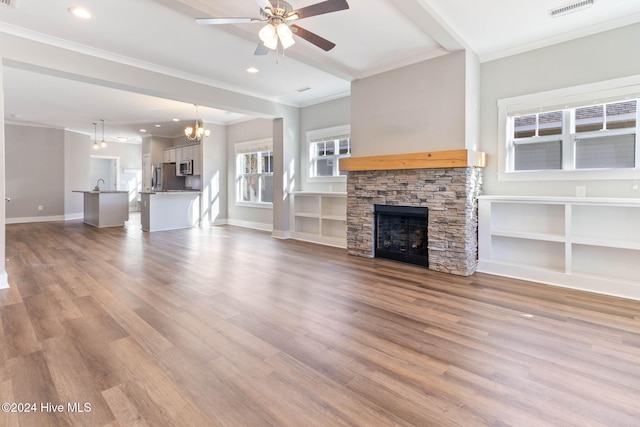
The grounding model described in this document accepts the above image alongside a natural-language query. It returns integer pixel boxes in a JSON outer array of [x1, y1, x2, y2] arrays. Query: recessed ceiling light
[[139, 129, 147, 133], [69, 7, 91, 19], [155, 124, 161, 127], [172, 118, 180, 122], [246, 67, 259, 74]]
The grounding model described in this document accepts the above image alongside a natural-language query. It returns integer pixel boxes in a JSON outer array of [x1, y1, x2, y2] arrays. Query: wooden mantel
[[339, 149, 487, 172]]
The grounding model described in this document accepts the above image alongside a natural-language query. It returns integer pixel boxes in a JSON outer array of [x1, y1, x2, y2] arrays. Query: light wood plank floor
[[1, 218, 639, 426]]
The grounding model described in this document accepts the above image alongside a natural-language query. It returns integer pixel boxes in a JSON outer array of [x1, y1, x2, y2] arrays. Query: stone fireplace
[[341, 150, 485, 276]]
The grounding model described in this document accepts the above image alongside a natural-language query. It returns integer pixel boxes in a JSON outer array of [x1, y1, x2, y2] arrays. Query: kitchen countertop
[[73, 190, 129, 194], [140, 190, 202, 194]]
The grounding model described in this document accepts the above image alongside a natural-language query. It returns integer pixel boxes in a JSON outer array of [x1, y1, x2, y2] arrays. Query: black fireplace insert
[[374, 204, 428, 267]]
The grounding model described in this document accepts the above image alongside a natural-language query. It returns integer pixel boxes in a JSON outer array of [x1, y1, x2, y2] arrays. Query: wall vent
[[550, 0, 594, 17]]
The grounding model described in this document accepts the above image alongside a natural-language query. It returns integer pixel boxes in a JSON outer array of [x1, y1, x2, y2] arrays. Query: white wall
[[351, 51, 468, 156], [202, 123, 226, 225], [299, 96, 351, 193], [480, 23, 640, 197]]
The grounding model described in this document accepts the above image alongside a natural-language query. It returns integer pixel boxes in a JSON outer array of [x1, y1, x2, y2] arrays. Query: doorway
[[90, 156, 120, 191]]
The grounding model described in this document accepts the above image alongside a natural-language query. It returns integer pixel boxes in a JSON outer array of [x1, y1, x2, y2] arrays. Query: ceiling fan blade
[[290, 25, 336, 51], [291, 0, 349, 20], [254, 42, 269, 56], [196, 17, 261, 25]]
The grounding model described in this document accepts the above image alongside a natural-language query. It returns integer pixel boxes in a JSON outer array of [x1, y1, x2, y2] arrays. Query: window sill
[[235, 202, 273, 209], [498, 169, 640, 182], [306, 176, 347, 183]]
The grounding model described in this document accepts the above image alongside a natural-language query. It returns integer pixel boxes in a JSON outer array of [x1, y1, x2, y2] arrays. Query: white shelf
[[290, 192, 347, 248], [478, 196, 640, 301], [491, 229, 565, 242]]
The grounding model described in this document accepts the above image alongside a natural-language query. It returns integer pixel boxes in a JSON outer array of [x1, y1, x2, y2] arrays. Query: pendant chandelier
[[185, 105, 211, 142], [100, 119, 107, 149], [92, 122, 99, 150], [92, 119, 108, 150]]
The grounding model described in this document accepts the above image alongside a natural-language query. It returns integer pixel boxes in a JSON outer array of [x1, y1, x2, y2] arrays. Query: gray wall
[[480, 23, 640, 197], [299, 96, 351, 193], [7, 125, 142, 219], [351, 51, 467, 156], [64, 130, 90, 217], [6, 124, 65, 219]]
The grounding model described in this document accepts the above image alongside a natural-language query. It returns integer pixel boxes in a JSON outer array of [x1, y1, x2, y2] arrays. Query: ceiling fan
[[196, 0, 349, 55]]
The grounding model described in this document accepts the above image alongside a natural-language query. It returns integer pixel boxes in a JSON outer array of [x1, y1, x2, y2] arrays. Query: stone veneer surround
[[347, 167, 483, 276]]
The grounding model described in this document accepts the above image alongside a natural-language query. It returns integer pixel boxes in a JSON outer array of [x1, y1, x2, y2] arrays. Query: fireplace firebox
[[374, 204, 428, 267]]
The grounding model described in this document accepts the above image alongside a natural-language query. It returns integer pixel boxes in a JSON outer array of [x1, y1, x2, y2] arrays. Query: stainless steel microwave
[[179, 159, 193, 175]]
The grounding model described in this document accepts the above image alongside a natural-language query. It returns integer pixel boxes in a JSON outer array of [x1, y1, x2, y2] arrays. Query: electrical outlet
[[37, 205, 43, 211]]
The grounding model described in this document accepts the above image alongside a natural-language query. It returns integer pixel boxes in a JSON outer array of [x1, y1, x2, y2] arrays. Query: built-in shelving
[[290, 192, 346, 248], [478, 196, 640, 301]]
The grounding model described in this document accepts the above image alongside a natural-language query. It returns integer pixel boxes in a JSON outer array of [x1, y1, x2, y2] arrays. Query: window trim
[[235, 138, 274, 208], [305, 124, 351, 183], [498, 75, 640, 181]]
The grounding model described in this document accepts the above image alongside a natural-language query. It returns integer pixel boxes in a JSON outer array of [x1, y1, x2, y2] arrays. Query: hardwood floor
[[1, 218, 639, 426]]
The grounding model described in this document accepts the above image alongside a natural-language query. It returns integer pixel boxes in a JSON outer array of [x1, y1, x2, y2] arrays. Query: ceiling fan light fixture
[[259, 23, 278, 50], [277, 23, 295, 48]]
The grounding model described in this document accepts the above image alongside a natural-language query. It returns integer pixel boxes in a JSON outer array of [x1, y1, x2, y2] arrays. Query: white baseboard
[[6, 215, 67, 224], [271, 230, 291, 239], [65, 213, 84, 221], [225, 219, 273, 232]]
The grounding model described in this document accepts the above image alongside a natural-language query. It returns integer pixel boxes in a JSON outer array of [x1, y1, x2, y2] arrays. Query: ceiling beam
[[390, 0, 470, 54]]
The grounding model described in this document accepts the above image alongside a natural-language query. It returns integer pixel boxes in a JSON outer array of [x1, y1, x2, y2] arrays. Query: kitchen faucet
[[94, 178, 105, 191]]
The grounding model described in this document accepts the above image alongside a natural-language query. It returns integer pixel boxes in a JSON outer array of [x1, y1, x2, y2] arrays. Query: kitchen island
[[140, 191, 201, 232], [72, 190, 130, 228]]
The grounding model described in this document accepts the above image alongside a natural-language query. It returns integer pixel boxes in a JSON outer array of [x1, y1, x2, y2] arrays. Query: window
[[509, 100, 637, 172], [498, 76, 640, 181], [236, 139, 273, 206], [307, 125, 351, 179]]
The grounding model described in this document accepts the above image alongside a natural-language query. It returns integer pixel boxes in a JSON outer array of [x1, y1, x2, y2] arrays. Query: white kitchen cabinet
[[163, 148, 176, 163], [478, 196, 640, 301], [290, 192, 346, 248], [182, 145, 194, 161]]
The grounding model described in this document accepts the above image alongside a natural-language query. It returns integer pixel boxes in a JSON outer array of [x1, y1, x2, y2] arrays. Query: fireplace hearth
[[346, 167, 483, 276], [374, 205, 428, 267]]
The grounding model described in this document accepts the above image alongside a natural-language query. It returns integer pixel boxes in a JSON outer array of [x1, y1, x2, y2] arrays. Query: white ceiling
[[1, 0, 639, 143]]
